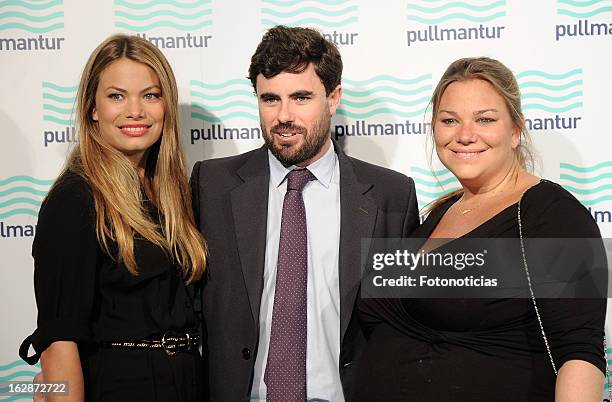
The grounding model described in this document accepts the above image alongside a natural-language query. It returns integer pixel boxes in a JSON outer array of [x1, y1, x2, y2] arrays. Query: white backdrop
[[1, 0, 612, 399]]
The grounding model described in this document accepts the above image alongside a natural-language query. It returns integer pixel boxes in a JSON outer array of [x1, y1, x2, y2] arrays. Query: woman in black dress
[[354, 57, 606, 401], [19, 34, 207, 401]]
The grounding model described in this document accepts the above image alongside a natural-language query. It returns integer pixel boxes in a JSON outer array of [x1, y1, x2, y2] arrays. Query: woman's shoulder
[[522, 179, 588, 216], [522, 179, 599, 237], [40, 171, 95, 219], [46, 171, 92, 202]]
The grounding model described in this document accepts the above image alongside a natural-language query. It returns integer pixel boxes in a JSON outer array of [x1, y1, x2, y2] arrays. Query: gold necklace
[[458, 197, 478, 215]]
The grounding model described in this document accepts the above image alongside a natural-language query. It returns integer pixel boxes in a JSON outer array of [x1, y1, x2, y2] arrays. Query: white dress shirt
[[250, 141, 344, 402]]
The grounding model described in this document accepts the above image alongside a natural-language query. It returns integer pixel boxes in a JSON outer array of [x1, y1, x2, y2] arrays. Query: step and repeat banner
[[1, 0, 611, 397]]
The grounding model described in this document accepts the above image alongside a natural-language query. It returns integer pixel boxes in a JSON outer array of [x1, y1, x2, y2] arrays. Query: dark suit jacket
[[190, 143, 419, 402]]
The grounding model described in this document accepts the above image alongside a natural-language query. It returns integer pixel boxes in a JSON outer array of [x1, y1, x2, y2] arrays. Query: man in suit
[[191, 25, 419, 401]]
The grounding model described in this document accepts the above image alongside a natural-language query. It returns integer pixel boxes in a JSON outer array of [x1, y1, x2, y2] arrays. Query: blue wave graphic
[[343, 74, 431, 86], [0, 176, 54, 186], [522, 102, 583, 113], [261, 0, 358, 28], [557, 0, 612, 18], [115, 0, 211, 8], [559, 161, 612, 206], [0, 0, 62, 10], [262, 5, 357, 18], [560, 161, 612, 173], [0, 370, 40, 382], [114, 0, 213, 32], [190, 79, 258, 123], [341, 95, 431, 109], [516, 68, 582, 80], [263, 0, 350, 5], [191, 100, 257, 112], [190, 89, 254, 101], [407, 0, 506, 25], [42, 81, 76, 126], [410, 166, 460, 208], [0, 176, 51, 218], [517, 70, 583, 115], [191, 111, 259, 123], [338, 75, 431, 120], [561, 172, 612, 184], [3, 396, 38, 402], [336, 107, 428, 119], [343, 84, 432, 98], [0, 0, 63, 33]]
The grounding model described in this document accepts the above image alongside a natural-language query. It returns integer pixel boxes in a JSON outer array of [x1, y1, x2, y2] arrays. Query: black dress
[[19, 172, 203, 402], [353, 180, 606, 401]]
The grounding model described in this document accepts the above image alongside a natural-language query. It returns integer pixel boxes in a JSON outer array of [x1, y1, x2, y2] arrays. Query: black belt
[[100, 330, 200, 356]]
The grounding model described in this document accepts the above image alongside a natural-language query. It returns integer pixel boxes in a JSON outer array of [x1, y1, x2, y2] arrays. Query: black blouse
[[20, 172, 202, 402], [353, 180, 606, 402]]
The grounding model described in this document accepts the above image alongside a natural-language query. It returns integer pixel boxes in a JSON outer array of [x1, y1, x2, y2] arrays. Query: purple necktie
[[264, 168, 315, 402]]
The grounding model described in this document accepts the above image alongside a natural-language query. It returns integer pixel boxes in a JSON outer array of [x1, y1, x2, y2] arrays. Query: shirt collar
[[268, 139, 337, 189]]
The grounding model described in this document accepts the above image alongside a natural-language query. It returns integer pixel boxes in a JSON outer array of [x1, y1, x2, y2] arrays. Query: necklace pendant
[[460, 208, 473, 215]]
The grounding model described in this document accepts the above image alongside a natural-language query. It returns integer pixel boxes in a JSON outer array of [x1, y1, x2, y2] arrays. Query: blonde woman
[[354, 57, 605, 401], [20, 34, 207, 401]]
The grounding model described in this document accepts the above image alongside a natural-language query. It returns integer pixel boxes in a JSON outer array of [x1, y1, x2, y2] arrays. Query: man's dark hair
[[248, 25, 342, 96]]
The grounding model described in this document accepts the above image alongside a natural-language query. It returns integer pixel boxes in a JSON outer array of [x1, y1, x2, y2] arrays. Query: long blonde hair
[[426, 57, 536, 213], [62, 34, 206, 282]]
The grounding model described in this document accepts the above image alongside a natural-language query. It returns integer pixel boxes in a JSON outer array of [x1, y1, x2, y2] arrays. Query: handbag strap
[[516, 194, 558, 376], [517, 193, 611, 398]]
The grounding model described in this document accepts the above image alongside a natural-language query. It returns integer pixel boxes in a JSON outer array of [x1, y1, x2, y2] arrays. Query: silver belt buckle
[[161, 330, 179, 356]]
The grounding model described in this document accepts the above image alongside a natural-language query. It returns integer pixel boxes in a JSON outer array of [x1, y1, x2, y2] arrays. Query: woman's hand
[[39, 341, 84, 402], [556, 359, 605, 402]]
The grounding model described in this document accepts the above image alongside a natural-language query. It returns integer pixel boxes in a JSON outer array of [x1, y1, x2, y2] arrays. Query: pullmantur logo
[[261, 0, 359, 46], [115, 0, 213, 49], [410, 166, 459, 210], [333, 74, 432, 140], [559, 161, 612, 224], [0, 176, 51, 238], [518, 69, 583, 132], [0, 360, 40, 394], [555, 0, 612, 41], [189, 78, 261, 143], [405, 0, 506, 46], [41, 81, 76, 147], [0, 0, 65, 52]]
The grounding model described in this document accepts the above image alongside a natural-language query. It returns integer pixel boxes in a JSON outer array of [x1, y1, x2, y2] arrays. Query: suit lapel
[[337, 148, 378, 342], [231, 148, 270, 325]]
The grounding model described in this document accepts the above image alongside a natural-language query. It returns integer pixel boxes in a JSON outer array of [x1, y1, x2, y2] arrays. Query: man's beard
[[262, 113, 331, 166]]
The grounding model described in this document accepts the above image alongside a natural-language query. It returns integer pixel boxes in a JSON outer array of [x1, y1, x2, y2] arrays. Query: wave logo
[[0, 360, 40, 395], [555, 0, 612, 40], [0, 176, 51, 219], [114, 0, 213, 32], [407, 0, 506, 24], [338, 74, 431, 120], [411, 167, 459, 209], [518, 69, 583, 114], [0, 0, 64, 33], [190, 79, 257, 124], [557, 0, 612, 19], [261, 0, 358, 28], [42, 81, 76, 126], [559, 162, 612, 207], [518, 69, 583, 131]]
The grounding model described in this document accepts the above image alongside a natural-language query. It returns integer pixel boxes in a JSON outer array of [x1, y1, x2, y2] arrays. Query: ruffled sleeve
[[19, 173, 99, 364]]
